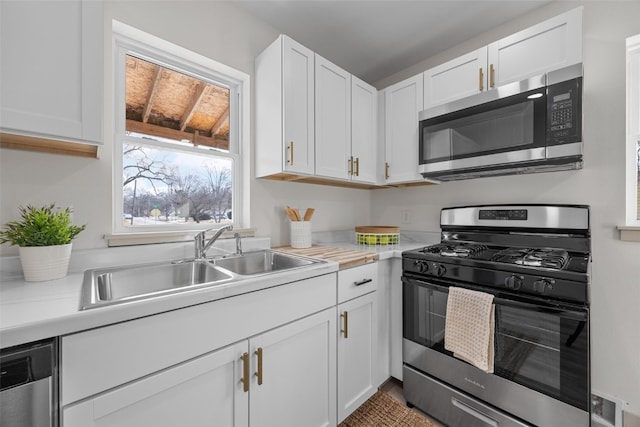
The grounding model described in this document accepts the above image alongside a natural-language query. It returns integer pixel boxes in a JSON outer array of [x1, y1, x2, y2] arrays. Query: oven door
[[402, 276, 589, 413]]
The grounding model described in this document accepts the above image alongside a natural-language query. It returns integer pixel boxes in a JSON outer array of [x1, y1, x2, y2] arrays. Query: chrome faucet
[[194, 225, 233, 259], [234, 232, 243, 255]]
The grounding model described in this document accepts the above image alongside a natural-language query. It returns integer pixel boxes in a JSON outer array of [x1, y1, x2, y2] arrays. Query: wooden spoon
[[303, 208, 315, 221]]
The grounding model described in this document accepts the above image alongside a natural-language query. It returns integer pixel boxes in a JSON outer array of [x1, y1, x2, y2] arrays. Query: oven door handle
[[405, 277, 588, 321]]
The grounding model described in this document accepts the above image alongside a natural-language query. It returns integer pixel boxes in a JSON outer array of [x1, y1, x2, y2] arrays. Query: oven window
[[495, 305, 589, 410], [403, 279, 589, 410]]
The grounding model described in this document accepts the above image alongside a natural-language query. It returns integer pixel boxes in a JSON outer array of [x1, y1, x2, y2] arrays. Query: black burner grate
[[421, 243, 488, 258], [492, 248, 569, 270]]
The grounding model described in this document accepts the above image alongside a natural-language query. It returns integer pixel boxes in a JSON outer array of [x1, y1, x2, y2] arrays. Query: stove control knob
[[414, 260, 429, 273], [435, 264, 446, 277], [505, 274, 524, 290], [533, 278, 555, 294]]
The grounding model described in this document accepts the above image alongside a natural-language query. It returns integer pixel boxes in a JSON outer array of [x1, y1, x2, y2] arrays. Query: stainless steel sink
[[213, 250, 318, 276], [80, 260, 233, 310], [80, 250, 324, 310]]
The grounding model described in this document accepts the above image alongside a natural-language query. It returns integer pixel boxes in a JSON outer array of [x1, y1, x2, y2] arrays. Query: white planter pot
[[19, 243, 73, 282]]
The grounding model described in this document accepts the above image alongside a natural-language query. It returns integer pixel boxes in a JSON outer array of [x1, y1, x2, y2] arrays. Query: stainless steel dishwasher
[[0, 338, 57, 427]]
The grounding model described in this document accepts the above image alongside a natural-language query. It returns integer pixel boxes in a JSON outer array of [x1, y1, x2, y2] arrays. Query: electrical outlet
[[401, 210, 411, 224]]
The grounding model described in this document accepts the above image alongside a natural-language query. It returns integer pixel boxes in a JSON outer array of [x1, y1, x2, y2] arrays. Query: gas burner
[[422, 243, 488, 258], [492, 248, 569, 270]]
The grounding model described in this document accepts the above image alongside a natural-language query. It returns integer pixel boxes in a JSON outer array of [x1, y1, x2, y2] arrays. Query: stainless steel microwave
[[418, 64, 583, 182]]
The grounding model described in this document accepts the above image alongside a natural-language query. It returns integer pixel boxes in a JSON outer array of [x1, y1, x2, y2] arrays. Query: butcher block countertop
[[275, 245, 379, 269]]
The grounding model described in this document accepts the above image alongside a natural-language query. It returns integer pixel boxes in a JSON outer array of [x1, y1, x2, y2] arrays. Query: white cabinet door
[[423, 47, 488, 109], [376, 259, 392, 386], [351, 76, 378, 184], [337, 291, 378, 423], [488, 7, 582, 87], [283, 36, 315, 175], [389, 258, 404, 380], [384, 74, 423, 184], [62, 342, 249, 427], [315, 54, 351, 180], [0, 0, 103, 144], [250, 308, 337, 427]]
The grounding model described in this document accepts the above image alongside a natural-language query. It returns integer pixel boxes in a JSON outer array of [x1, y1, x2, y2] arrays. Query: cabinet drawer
[[338, 263, 378, 303], [61, 274, 336, 406]]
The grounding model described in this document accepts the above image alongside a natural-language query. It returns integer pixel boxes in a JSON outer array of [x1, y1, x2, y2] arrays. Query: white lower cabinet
[[62, 342, 249, 427], [337, 291, 378, 423], [336, 263, 379, 423], [60, 274, 337, 427], [250, 308, 336, 427]]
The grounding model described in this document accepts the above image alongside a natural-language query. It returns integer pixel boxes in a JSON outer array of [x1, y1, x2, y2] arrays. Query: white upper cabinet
[[351, 76, 378, 184], [383, 73, 423, 184], [423, 47, 488, 109], [422, 7, 583, 110], [256, 35, 315, 177], [315, 55, 352, 180], [256, 35, 378, 186], [488, 7, 583, 87], [0, 0, 103, 145]]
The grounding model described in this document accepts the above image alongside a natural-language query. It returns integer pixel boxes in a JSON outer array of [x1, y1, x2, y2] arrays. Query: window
[[626, 34, 640, 226], [112, 21, 250, 237]]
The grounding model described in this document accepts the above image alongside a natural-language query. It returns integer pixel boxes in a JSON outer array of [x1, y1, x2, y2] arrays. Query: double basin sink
[[81, 250, 323, 310]]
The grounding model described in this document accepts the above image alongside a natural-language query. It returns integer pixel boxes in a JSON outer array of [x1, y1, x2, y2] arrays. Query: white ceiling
[[235, 0, 554, 83]]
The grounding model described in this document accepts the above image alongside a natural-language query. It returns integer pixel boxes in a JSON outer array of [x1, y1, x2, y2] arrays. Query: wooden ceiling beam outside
[[126, 119, 229, 151], [180, 82, 207, 131], [142, 66, 162, 123], [210, 106, 229, 136]]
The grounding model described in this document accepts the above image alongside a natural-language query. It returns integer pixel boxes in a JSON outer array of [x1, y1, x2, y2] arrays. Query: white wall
[[0, 0, 371, 254], [372, 1, 640, 416]]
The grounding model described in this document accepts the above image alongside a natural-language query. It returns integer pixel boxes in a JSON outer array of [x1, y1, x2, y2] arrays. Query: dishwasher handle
[[1, 340, 54, 392]]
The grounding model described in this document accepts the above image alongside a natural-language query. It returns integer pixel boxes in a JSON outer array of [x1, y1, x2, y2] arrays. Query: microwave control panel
[[547, 77, 582, 144]]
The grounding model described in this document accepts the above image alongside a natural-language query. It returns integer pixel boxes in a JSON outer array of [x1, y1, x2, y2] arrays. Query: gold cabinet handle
[[240, 352, 249, 392], [385, 162, 390, 180], [341, 311, 349, 338], [287, 141, 294, 165], [479, 67, 484, 92], [490, 64, 495, 88], [355, 157, 360, 177], [348, 156, 353, 176], [254, 347, 263, 385]]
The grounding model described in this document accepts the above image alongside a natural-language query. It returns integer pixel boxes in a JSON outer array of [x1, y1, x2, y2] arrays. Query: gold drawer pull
[[479, 67, 484, 92], [287, 141, 294, 165], [490, 64, 495, 88], [348, 156, 353, 175], [385, 162, 390, 180], [341, 311, 349, 338], [240, 352, 249, 392], [255, 347, 263, 385], [355, 157, 360, 176]]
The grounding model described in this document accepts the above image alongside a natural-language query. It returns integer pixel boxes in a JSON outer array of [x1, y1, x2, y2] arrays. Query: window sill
[[618, 226, 640, 242], [105, 228, 256, 247]]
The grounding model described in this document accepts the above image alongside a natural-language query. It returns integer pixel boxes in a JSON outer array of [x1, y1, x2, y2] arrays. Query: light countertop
[[0, 231, 439, 349]]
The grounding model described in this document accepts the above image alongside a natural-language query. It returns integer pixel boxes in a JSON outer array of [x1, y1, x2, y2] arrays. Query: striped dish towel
[[444, 286, 495, 373]]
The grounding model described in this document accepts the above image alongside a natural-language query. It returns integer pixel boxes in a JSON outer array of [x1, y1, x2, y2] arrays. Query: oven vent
[[592, 391, 625, 427]]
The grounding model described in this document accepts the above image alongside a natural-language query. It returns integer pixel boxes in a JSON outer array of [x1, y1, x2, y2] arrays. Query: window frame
[[111, 21, 250, 239], [626, 34, 640, 227]]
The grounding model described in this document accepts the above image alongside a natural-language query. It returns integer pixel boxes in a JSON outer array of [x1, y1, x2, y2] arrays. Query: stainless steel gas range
[[402, 204, 591, 427]]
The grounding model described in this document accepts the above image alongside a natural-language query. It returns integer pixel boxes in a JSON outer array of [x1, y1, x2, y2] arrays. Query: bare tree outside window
[[120, 54, 235, 228]]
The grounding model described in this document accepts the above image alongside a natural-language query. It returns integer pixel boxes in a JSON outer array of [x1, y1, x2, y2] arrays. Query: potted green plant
[[0, 204, 86, 281]]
